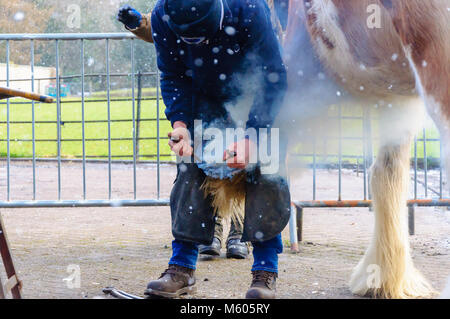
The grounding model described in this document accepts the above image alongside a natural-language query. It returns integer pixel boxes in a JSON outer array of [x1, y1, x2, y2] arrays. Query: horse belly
[[306, 0, 417, 97]]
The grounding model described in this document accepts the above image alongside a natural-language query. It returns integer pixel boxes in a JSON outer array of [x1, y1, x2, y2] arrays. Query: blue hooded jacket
[[151, 0, 287, 131]]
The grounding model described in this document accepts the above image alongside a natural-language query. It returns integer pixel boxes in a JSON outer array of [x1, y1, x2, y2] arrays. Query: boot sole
[[199, 248, 221, 256], [246, 293, 276, 299], [226, 247, 249, 259], [144, 285, 197, 299], [226, 252, 247, 259]]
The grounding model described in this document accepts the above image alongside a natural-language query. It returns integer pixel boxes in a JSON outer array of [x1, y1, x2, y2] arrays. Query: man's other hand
[[117, 5, 142, 30], [224, 138, 256, 170]]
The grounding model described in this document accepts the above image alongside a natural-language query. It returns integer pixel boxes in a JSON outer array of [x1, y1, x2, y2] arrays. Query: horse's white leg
[[349, 99, 436, 299], [349, 0, 449, 299], [389, 1, 450, 297], [403, 38, 450, 300]]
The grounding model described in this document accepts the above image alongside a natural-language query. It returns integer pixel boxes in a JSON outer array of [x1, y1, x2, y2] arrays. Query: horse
[[131, 0, 448, 298], [273, 0, 449, 298]]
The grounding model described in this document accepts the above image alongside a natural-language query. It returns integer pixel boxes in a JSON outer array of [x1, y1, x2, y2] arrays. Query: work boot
[[198, 237, 221, 256], [245, 271, 277, 299], [226, 238, 249, 259], [144, 265, 196, 298]]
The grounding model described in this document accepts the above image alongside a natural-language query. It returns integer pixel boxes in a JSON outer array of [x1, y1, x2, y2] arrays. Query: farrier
[[118, 0, 290, 299]]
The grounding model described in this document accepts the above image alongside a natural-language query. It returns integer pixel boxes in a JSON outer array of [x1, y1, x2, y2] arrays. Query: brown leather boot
[[245, 270, 277, 299], [144, 265, 196, 298]]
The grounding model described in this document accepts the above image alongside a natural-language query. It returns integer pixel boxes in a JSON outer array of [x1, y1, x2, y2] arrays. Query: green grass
[[0, 96, 174, 161], [0, 99, 442, 165]]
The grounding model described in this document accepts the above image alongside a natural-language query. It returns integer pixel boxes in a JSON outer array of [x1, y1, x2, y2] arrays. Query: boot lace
[[251, 270, 276, 286], [159, 265, 191, 280]]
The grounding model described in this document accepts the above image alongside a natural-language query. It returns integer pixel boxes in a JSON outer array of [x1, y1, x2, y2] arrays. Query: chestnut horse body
[[280, 0, 450, 298]]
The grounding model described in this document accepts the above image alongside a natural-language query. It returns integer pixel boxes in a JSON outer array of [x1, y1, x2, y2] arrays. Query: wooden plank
[[296, 207, 303, 242], [0, 214, 21, 299], [0, 87, 54, 103]]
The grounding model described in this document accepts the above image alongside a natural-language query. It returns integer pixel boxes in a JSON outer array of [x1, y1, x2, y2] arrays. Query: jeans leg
[[169, 240, 199, 270], [251, 234, 283, 273]]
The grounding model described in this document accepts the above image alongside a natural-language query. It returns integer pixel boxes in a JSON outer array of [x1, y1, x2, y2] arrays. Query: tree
[[0, 0, 54, 65], [1, 0, 158, 92]]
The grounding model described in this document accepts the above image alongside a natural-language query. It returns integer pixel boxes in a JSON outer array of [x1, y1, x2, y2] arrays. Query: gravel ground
[[0, 160, 449, 299]]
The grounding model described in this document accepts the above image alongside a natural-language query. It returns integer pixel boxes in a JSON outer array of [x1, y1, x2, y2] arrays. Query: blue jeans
[[169, 234, 283, 273]]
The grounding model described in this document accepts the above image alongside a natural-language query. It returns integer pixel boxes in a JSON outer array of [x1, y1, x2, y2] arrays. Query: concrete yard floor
[[0, 160, 449, 299]]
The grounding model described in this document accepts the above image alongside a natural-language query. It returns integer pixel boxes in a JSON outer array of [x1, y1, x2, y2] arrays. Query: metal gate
[[1, 33, 169, 209]]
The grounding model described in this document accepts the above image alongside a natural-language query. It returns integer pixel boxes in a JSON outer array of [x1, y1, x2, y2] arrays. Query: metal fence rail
[[1, 33, 448, 248]]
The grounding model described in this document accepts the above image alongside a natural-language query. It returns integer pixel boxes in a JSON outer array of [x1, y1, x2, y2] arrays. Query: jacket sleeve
[[243, 0, 287, 131], [126, 13, 154, 43], [151, 10, 193, 127]]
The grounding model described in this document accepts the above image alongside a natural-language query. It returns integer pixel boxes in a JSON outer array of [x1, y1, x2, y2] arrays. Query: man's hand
[[224, 138, 257, 169], [168, 122, 193, 157], [117, 5, 142, 30]]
